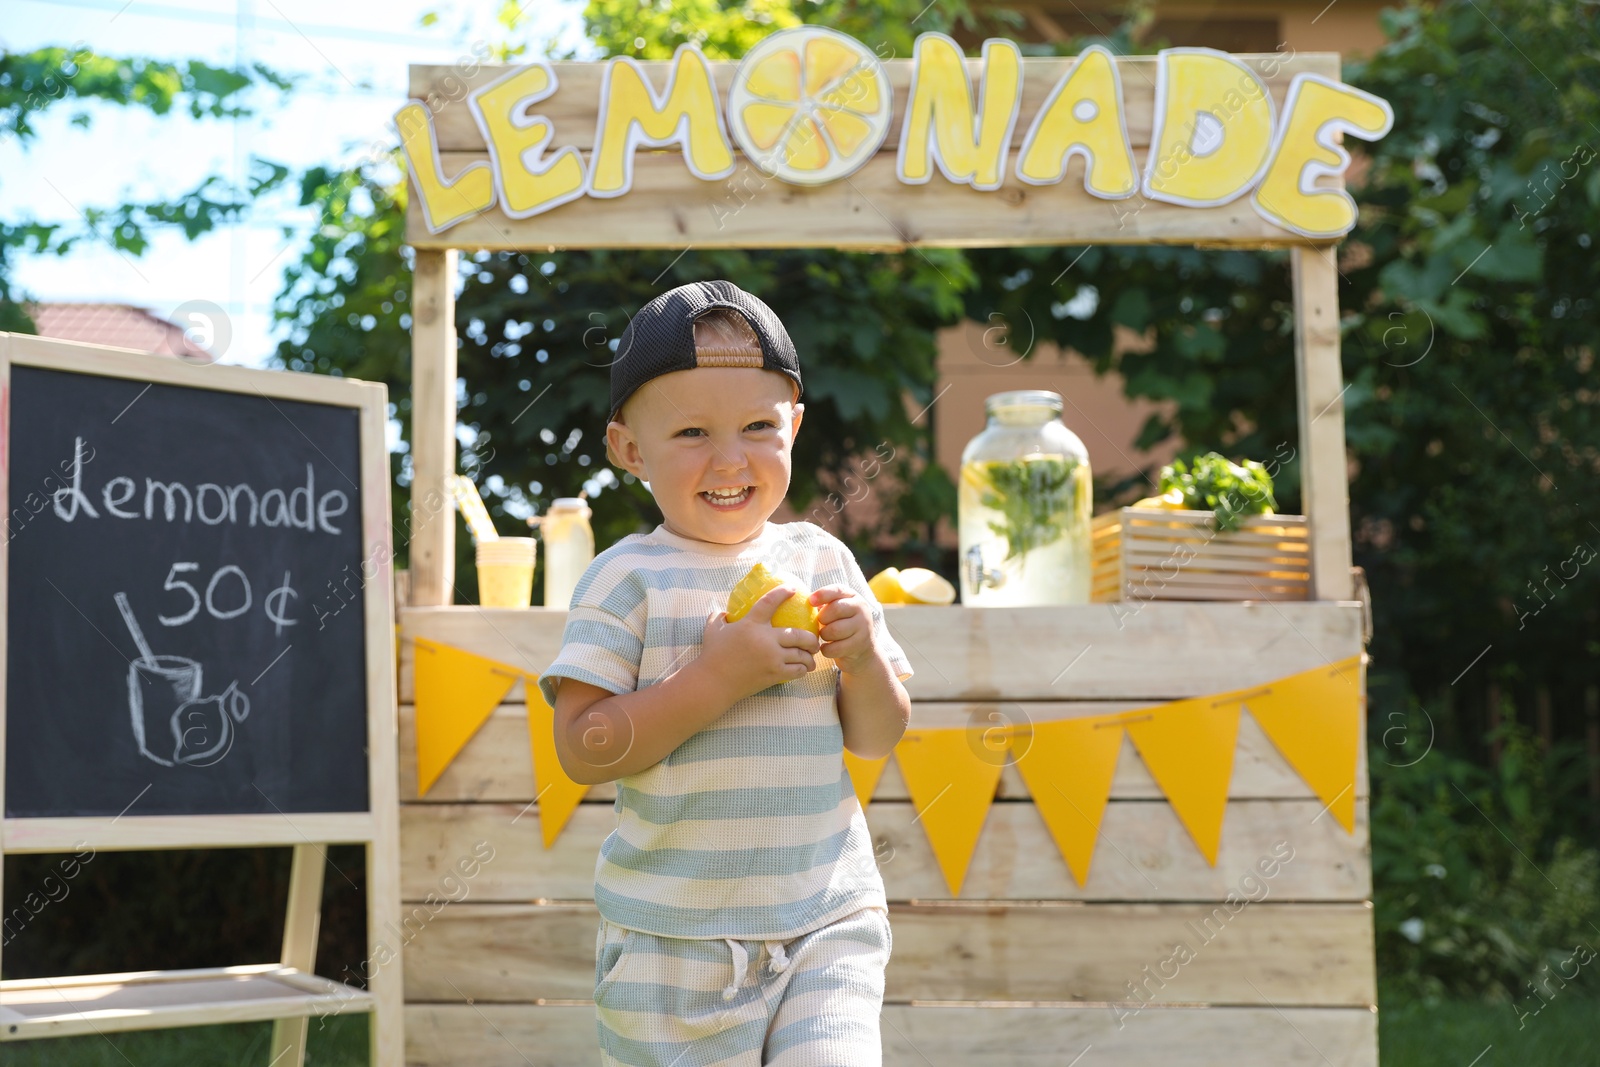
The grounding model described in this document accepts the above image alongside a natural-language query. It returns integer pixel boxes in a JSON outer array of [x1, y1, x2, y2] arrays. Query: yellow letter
[[897, 33, 1022, 191], [1015, 44, 1136, 198], [589, 42, 735, 197], [394, 101, 494, 233], [1142, 48, 1275, 207], [1252, 74, 1394, 238], [467, 62, 586, 220]]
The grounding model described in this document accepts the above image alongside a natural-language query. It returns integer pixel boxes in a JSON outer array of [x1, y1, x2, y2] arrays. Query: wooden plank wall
[[396, 602, 1376, 1065], [403, 53, 1344, 251]]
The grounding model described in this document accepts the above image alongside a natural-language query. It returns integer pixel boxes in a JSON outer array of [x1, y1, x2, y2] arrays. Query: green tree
[[1369, 719, 1600, 1003], [953, 2, 1600, 1003], [1338, 0, 1599, 737], [273, 0, 1018, 601], [0, 46, 292, 331], [273, 0, 1600, 786], [963, 1, 1600, 780]]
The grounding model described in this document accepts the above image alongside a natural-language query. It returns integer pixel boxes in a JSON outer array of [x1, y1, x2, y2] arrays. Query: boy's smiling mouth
[[701, 486, 753, 509]]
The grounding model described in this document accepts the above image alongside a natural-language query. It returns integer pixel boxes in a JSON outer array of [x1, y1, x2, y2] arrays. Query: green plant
[[1379, 995, 1600, 1065], [974, 457, 1079, 562], [1371, 716, 1600, 1004], [1156, 452, 1277, 531]]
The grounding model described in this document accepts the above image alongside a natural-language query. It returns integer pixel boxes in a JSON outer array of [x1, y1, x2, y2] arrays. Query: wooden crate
[[1092, 508, 1311, 603], [395, 602, 1374, 1066]]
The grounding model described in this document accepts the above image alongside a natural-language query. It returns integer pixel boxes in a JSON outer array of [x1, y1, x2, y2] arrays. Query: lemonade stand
[[393, 30, 1383, 1066]]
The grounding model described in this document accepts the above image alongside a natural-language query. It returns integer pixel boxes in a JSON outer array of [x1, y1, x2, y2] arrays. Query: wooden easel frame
[[0, 334, 403, 1067]]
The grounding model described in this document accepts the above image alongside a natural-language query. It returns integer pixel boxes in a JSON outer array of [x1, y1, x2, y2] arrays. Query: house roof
[[25, 303, 214, 361]]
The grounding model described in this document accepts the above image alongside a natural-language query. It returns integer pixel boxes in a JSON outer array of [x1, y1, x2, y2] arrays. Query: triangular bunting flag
[[1244, 655, 1363, 833], [525, 677, 591, 848], [842, 750, 890, 812], [413, 637, 521, 796], [1125, 697, 1241, 866], [894, 727, 1005, 896], [1012, 717, 1125, 887]]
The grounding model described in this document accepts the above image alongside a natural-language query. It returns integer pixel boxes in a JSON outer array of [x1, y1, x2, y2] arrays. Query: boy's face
[[606, 367, 803, 545]]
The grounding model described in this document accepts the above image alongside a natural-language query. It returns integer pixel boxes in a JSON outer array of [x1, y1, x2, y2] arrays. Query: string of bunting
[[411, 637, 1363, 895], [410, 637, 587, 849]]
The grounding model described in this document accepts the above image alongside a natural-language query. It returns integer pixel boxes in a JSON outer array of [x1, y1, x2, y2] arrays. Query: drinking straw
[[449, 474, 500, 544], [114, 591, 157, 663]]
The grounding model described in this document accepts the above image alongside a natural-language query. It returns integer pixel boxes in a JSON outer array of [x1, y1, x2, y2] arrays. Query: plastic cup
[[476, 537, 537, 608]]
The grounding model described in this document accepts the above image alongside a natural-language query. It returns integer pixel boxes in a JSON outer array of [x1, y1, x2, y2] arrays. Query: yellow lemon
[[960, 461, 994, 494], [897, 567, 956, 605], [1132, 488, 1188, 510], [727, 26, 892, 186], [868, 567, 908, 604], [726, 562, 821, 634], [868, 566, 955, 605]]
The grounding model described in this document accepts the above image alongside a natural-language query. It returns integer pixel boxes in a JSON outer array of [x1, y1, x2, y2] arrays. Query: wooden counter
[[396, 602, 1376, 1066]]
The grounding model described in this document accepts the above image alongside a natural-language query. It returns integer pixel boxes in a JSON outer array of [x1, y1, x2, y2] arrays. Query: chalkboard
[[5, 364, 371, 818]]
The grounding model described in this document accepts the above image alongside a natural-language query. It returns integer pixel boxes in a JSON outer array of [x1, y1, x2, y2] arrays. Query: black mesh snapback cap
[[608, 280, 802, 422]]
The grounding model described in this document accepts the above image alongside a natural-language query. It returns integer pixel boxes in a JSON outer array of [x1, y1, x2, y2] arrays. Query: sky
[[2, 0, 596, 369]]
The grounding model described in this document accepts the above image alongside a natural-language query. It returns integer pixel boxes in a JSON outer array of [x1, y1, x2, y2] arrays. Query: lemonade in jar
[[958, 391, 1092, 605]]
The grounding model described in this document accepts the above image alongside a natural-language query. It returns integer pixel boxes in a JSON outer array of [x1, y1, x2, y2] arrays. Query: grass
[[1378, 996, 1599, 1065], [10, 999, 1595, 1063], [3, 1014, 369, 1066]]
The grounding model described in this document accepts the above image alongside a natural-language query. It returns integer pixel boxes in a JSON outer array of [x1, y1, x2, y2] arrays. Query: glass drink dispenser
[[958, 390, 1092, 605]]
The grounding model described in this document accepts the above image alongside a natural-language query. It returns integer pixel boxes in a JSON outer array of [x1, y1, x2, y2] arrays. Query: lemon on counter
[[867, 566, 956, 606], [868, 567, 909, 604], [726, 561, 822, 634], [1130, 486, 1274, 515], [899, 567, 956, 605], [1132, 487, 1189, 510]]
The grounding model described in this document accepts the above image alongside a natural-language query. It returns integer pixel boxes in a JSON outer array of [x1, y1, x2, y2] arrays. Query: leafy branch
[[1157, 452, 1277, 532], [975, 457, 1079, 562]]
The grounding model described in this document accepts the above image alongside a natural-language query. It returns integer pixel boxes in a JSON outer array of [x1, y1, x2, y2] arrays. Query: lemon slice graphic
[[728, 26, 892, 186]]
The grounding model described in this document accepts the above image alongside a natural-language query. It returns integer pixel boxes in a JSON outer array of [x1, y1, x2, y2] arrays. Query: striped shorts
[[593, 906, 892, 1066]]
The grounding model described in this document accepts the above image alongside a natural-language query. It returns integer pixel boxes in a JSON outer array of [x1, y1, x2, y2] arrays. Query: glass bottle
[[958, 390, 1092, 605], [541, 497, 594, 609]]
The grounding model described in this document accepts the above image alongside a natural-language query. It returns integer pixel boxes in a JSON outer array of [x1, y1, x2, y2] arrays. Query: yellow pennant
[[894, 727, 1005, 896], [842, 750, 891, 813], [1125, 697, 1241, 866], [413, 637, 522, 796], [1012, 717, 1125, 887], [524, 680, 592, 848], [1244, 655, 1363, 832]]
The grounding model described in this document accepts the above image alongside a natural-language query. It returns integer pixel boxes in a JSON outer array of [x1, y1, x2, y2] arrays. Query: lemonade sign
[[396, 28, 1392, 241]]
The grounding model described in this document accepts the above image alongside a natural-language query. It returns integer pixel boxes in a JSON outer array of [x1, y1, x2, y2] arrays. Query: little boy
[[537, 279, 914, 1066]]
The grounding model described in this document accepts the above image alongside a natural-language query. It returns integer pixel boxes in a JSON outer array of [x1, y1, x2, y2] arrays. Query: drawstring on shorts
[[722, 938, 793, 1000]]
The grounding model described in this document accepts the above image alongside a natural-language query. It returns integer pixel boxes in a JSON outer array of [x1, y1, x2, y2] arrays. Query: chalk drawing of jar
[[128, 654, 202, 767], [126, 656, 250, 767], [118, 592, 251, 768]]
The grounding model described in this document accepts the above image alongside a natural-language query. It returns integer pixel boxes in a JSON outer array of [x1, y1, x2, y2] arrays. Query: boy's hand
[[700, 585, 821, 702], [809, 586, 879, 674]]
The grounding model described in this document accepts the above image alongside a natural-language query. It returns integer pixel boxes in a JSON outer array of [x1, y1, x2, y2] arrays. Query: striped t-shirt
[[536, 519, 914, 941]]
